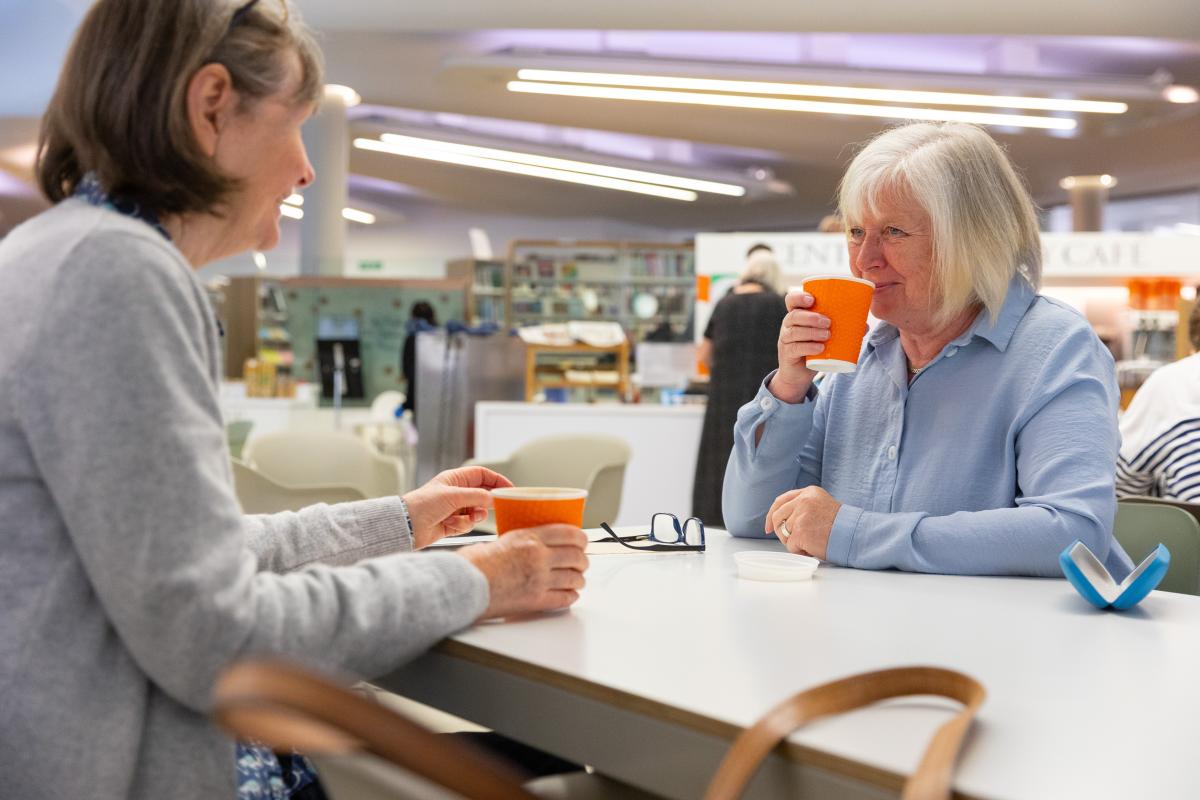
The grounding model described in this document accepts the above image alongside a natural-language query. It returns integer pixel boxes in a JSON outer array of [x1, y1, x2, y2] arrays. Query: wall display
[[219, 277, 467, 405], [284, 279, 466, 405]]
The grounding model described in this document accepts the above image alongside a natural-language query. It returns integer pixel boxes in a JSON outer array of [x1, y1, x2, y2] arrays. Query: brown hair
[[37, 0, 324, 218]]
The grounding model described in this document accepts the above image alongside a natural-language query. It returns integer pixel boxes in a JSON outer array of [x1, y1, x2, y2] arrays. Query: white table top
[[440, 528, 1200, 799]]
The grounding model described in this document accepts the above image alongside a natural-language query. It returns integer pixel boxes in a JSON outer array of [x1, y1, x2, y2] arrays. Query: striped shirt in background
[[1117, 353, 1200, 502]]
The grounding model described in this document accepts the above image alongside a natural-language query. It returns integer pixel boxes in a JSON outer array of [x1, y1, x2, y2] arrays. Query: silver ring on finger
[[778, 522, 792, 541]]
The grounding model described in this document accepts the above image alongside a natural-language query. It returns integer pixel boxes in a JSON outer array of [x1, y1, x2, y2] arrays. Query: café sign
[[696, 232, 1200, 279]]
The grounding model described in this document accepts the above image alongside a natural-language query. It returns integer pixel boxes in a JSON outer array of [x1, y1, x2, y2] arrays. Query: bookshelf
[[446, 259, 507, 327], [509, 241, 694, 343], [450, 241, 694, 341]]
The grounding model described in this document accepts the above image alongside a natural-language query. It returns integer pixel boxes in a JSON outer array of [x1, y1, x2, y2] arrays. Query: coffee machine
[[316, 315, 365, 404]]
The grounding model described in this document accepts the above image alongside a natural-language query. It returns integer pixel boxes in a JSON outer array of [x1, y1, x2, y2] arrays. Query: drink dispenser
[[1127, 277, 1181, 363], [316, 315, 365, 404], [1118, 277, 1182, 410]]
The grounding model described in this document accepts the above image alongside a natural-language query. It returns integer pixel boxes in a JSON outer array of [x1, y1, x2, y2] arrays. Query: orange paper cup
[[491, 487, 588, 534], [799, 275, 874, 373]]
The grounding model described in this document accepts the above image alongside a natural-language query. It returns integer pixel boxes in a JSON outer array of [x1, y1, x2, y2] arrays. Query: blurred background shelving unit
[[446, 258, 508, 327], [523, 341, 630, 402], [222, 277, 294, 384], [463, 240, 695, 343]]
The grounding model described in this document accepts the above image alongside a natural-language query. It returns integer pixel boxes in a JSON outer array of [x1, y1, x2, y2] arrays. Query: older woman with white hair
[[693, 250, 787, 526], [723, 123, 1132, 578]]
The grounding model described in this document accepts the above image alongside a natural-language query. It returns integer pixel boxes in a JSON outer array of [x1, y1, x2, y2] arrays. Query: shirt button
[[760, 397, 775, 412], [887, 445, 897, 460]]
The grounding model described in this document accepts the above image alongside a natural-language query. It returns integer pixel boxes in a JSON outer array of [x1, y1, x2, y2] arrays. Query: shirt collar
[[867, 274, 1037, 354]]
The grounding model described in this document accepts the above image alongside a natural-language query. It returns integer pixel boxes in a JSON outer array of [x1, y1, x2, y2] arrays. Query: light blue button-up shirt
[[723, 276, 1133, 579]]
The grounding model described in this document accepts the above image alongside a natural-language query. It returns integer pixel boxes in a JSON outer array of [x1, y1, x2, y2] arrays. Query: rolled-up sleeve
[[722, 371, 823, 537]]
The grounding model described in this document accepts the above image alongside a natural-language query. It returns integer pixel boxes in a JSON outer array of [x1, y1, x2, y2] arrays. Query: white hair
[[837, 123, 1041, 325], [739, 251, 782, 293]]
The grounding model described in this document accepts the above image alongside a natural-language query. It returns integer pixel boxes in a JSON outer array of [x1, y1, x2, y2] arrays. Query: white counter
[[219, 382, 375, 441], [474, 401, 705, 526]]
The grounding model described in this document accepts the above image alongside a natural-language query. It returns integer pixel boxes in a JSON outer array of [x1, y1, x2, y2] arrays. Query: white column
[[1059, 174, 1117, 233], [300, 87, 350, 276]]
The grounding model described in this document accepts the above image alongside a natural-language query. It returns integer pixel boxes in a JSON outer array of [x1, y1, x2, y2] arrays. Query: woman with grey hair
[[738, 249, 783, 293], [723, 122, 1132, 578], [693, 250, 787, 526], [0, 1, 587, 798]]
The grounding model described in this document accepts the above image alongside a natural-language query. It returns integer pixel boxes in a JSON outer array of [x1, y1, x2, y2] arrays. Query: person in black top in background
[[692, 250, 788, 527], [401, 301, 437, 422]]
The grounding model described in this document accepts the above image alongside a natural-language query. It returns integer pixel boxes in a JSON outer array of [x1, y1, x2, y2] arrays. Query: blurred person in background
[[723, 122, 1132, 579], [692, 249, 788, 527], [401, 300, 437, 422], [0, 2, 587, 798], [817, 213, 844, 233], [1116, 300, 1200, 501]]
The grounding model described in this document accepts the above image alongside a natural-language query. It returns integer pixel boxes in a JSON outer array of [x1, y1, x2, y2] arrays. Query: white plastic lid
[[734, 551, 820, 582], [491, 487, 588, 500]]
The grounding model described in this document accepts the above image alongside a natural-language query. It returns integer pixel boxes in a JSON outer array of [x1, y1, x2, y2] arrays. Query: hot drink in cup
[[797, 275, 874, 373], [491, 487, 588, 534]]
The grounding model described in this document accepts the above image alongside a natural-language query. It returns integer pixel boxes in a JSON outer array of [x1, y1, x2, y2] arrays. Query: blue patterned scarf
[[74, 172, 172, 242]]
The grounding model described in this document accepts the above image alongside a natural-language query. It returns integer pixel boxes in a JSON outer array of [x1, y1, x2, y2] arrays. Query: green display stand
[[282, 279, 466, 405]]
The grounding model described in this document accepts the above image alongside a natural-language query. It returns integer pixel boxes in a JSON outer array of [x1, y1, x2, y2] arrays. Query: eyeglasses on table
[[599, 513, 705, 552]]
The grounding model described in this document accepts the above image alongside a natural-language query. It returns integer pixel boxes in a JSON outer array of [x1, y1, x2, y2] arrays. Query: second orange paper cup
[[800, 275, 874, 373], [491, 487, 588, 534]]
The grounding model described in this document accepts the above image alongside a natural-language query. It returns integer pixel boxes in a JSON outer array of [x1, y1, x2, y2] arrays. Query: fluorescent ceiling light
[[325, 84, 362, 107], [1059, 174, 1117, 190], [284, 193, 304, 206], [0, 144, 38, 170], [279, 204, 375, 223], [507, 81, 1078, 131], [1164, 85, 1200, 104], [379, 132, 745, 196], [342, 208, 376, 224], [354, 137, 698, 201], [517, 69, 1127, 115]]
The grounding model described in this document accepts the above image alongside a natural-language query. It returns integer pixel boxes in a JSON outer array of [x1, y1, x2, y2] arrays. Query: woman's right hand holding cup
[[770, 289, 830, 403], [458, 525, 589, 619]]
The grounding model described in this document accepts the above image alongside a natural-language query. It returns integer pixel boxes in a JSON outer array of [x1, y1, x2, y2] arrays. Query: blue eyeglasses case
[[1059, 540, 1170, 610]]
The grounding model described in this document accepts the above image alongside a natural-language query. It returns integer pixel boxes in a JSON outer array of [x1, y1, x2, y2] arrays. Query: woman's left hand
[[765, 486, 841, 560], [403, 466, 514, 549]]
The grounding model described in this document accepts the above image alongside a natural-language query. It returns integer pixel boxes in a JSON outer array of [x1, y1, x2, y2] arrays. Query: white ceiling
[[296, 0, 1200, 38], [1, 1, 1199, 235], [329, 29, 1200, 228]]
